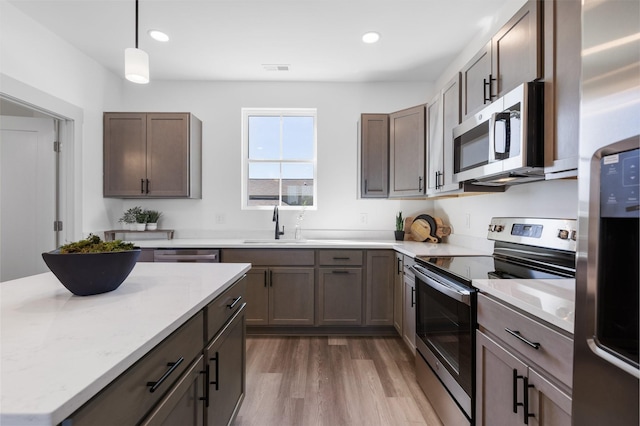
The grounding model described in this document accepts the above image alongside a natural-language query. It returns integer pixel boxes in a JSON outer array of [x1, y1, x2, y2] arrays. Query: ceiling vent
[[262, 64, 290, 71]]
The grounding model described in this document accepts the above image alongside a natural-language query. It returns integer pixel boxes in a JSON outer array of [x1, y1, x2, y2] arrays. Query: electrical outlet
[[215, 214, 225, 224], [465, 213, 471, 229], [359, 213, 368, 224]]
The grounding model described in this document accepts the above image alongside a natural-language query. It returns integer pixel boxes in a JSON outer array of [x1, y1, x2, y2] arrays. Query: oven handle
[[410, 265, 471, 306]]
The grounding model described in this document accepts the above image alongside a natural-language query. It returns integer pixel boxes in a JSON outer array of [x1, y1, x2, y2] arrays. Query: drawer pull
[[505, 328, 540, 350], [332, 257, 350, 260], [210, 351, 219, 391], [146, 357, 184, 393], [227, 296, 242, 309], [331, 270, 349, 274]]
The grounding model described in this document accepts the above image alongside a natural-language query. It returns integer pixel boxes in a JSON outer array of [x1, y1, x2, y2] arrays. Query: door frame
[[1, 73, 83, 245]]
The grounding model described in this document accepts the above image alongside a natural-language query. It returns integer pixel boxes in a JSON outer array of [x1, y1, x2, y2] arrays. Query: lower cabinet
[[476, 331, 571, 426], [476, 293, 573, 426], [402, 255, 416, 352], [393, 252, 404, 334], [318, 267, 363, 325], [269, 268, 315, 325], [365, 250, 395, 326]]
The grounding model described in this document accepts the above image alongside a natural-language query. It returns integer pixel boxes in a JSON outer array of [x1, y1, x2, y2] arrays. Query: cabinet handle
[[331, 270, 349, 274], [200, 365, 210, 407], [146, 178, 150, 194], [418, 176, 423, 191], [210, 351, 219, 391], [269, 270, 273, 287], [411, 287, 415, 308], [227, 296, 242, 309], [140, 178, 145, 194], [364, 179, 368, 193], [333, 257, 350, 260], [146, 357, 184, 393], [522, 376, 535, 424], [513, 369, 524, 413], [397, 258, 402, 274], [505, 328, 541, 350], [264, 270, 267, 287], [483, 74, 497, 103]]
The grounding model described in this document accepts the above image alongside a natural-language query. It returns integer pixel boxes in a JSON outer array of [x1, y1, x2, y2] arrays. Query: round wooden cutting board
[[410, 217, 440, 243]]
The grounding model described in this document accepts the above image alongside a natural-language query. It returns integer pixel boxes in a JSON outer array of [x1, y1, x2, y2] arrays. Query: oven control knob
[[488, 224, 495, 232], [558, 229, 569, 240], [494, 225, 504, 232]]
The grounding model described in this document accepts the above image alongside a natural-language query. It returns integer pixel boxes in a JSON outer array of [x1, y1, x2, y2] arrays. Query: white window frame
[[241, 108, 317, 210]]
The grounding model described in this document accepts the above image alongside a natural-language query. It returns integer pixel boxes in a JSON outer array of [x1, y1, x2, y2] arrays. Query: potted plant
[[144, 209, 162, 230], [134, 209, 148, 231], [118, 206, 142, 230], [395, 211, 405, 241]]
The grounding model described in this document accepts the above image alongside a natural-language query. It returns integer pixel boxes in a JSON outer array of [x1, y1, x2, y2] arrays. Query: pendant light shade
[[125, 47, 149, 84], [124, 0, 149, 84]]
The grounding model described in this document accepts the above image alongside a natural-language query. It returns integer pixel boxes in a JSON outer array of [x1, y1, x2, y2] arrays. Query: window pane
[[282, 163, 314, 206], [248, 163, 280, 206], [283, 116, 314, 160], [248, 116, 280, 160]]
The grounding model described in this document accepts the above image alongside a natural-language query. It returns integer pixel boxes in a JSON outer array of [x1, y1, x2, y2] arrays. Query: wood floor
[[233, 336, 444, 426]]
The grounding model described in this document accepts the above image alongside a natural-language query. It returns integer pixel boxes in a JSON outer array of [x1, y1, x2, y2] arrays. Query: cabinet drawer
[[68, 312, 204, 425], [318, 250, 363, 266], [477, 293, 573, 387], [206, 276, 247, 342], [222, 249, 315, 266]]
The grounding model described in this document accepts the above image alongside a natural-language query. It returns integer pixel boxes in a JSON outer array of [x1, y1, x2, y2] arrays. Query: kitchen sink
[[242, 239, 308, 244]]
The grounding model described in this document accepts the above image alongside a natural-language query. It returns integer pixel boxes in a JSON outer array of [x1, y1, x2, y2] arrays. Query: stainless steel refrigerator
[[573, 0, 640, 424]]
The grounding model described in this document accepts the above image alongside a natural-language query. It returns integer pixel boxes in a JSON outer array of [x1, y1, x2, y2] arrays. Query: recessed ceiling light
[[148, 29, 169, 42], [362, 32, 380, 44]]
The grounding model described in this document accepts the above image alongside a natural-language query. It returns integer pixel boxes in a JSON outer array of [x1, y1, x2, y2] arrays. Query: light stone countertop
[[131, 238, 491, 257], [473, 278, 575, 334], [0, 262, 251, 426]]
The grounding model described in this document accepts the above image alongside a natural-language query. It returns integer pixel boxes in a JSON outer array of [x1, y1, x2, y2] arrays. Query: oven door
[[412, 265, 476, 420]]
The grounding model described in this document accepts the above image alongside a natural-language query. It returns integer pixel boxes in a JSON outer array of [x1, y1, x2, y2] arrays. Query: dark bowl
[[42, 249, 141, 296]]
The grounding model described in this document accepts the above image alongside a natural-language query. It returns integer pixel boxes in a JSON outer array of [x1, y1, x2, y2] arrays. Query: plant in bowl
[[134, 210, 148, 231], [42, 234, 140, 296], [395, 211, 405, 241], [144, 209, 162, 230]]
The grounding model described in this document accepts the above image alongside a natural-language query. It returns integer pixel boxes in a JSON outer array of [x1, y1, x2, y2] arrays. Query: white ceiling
[[8, 0, 514, 83]]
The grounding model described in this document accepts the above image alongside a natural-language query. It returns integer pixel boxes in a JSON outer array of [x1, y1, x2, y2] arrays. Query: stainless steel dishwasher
[[153, 249, 220, 263]]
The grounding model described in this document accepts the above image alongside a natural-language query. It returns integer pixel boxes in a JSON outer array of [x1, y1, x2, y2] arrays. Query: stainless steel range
[[411, 217, 577, 425]]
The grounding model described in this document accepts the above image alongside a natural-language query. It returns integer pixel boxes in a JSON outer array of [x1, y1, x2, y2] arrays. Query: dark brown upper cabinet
[[461, 0, 542, 121], [104, 112, 202, 198], [360, 114, 389, 198], [389, 104, 426, 198]]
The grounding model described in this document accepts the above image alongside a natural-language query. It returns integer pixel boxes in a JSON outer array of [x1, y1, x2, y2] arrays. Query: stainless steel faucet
[[273, 206, 284, 239]]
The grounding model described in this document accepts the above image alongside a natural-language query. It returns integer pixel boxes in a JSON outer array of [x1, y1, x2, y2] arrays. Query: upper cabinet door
[[104, 113, 147, 197], [360, 114, 389, 198], [461, 42, 492, 121], [389, 105, 426, 197], [426, 93, 443, 194], [146, 113, 190, 197], [492, 0, 542, 97], [441, 73, 462, 193]]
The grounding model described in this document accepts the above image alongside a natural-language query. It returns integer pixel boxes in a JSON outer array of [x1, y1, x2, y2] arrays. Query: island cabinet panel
[[389, 105, 426, 197], [67, 311, 204, 426], [104, 112, 202, 198], [365, 250, 395, 326], [361, 113, 389, 198], [205, 303, 246, 426], [139, 355, 205, 426]]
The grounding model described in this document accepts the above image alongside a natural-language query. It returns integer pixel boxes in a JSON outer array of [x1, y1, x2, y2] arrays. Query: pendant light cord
[[135, 0, 139, 49]]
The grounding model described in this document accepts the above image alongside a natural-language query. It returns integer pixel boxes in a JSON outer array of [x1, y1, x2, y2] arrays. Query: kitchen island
[[0, 262, 251, 426]]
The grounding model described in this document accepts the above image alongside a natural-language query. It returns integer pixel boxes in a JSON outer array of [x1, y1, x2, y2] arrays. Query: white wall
[[118, 81, 436, 239]]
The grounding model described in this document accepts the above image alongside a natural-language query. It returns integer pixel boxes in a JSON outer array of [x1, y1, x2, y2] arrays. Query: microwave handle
[[489, 112, 511, 161]]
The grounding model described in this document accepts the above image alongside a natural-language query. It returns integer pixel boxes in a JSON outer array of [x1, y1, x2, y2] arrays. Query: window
[[242, 108, 317, 209]]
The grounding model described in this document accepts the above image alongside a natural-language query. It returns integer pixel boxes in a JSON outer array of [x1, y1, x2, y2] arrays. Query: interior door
[[0, 116, 57, 281]]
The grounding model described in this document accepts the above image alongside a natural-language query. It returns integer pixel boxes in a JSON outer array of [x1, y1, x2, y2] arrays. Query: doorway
[[1, 100, 61, 281]]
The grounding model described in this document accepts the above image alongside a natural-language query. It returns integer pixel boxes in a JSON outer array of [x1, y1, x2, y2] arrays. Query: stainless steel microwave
[[452, 81, 545, 186]]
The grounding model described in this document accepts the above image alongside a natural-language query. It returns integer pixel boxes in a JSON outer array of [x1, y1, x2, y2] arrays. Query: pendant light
[[125, 0, 149, 84]]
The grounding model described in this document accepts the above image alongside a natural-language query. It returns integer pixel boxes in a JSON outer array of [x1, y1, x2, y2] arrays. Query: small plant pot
[[146, 223, 158, 230], [134, 223, 146, 231], [394, 231, 405, 241]]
